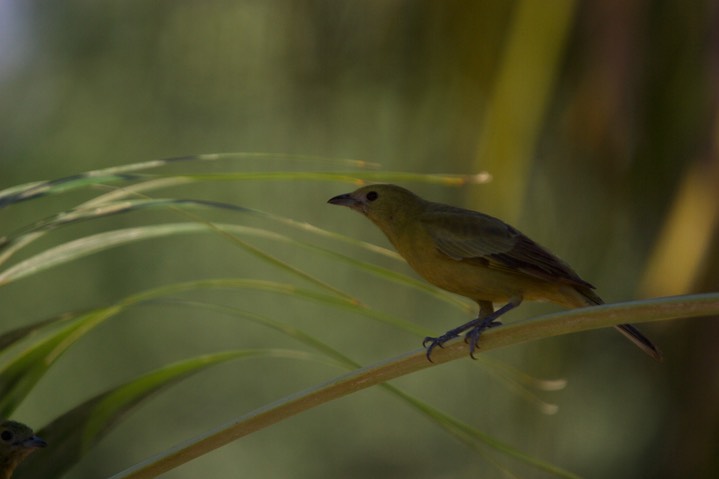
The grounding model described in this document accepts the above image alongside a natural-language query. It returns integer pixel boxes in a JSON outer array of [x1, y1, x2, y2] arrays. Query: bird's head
[[0, 420, 46, 476], [328, 184, 425, 231]]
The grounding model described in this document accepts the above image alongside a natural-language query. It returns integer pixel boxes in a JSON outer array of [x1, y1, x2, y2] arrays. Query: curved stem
[[110, 293, 719, 479]]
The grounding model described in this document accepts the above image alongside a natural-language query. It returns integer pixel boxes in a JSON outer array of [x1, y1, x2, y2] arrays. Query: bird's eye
[[1, 430, 13, 442], [366, 191, 378, 201]]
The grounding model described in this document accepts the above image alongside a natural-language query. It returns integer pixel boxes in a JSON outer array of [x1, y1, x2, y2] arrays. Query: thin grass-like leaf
[[156, 300, 361, 368], [80, 177, 198, 208], [1, 195, 360, 303], [480, 355, 566, 415], [0, 152, 381, 209], [385, 385, 578, 478], [2, 209, 472, 311], [204, 219, 357, 302], [169, 170, 491, 186], [0, 150, 485, 210], [0, 223, 255, 286], [0, 305, 122, 417], [153, 300, 568, 471], [256, 210, 404, 260], [0, 192, 269, 268], [0, 198, 247, 262], [16, 349, 326, 479], [0, 275, 433, 418], [77, 176, 405, 261], [0, 311, 85, 351], [127, 278, 428, 336], [0, 174, 147, 209], [0, 277, 421, 418]]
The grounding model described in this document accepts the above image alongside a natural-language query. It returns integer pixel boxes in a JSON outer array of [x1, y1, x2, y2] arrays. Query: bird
[[0, 419, 46, 479], [328, 183, 662, 361]]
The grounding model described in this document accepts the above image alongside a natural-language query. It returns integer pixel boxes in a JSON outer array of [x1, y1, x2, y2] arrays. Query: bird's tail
[[576, 286, 663, 362], [614, 323, 663, 362]]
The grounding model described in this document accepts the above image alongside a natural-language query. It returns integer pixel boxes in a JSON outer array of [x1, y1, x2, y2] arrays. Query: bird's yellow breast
[[386, 219, 583, 306]]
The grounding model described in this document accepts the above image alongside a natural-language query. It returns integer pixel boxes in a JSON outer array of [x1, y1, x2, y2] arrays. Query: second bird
[[328, 184, 661, 361]]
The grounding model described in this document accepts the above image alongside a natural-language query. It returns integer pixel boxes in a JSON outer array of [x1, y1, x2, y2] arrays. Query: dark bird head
[[328, 184, 426, 232], [0, 420, 46, 479]]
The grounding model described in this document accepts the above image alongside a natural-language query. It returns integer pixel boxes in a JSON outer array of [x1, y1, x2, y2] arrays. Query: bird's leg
[[423, 297, 522, 361], [422, 300, 494, 361], [465, 296, 522, 359]]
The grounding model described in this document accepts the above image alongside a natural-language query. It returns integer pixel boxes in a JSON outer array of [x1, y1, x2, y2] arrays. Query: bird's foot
[[422, 318, 502, 362], [422, 297, 520, 362], [464, 318, 502, 359]]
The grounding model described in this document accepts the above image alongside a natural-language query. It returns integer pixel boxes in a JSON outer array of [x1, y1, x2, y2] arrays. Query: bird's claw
[[464, 319, 502, 359], [465, 327, 482, 359], [423, 333, 457, 362], [423, 318, 503, 362]]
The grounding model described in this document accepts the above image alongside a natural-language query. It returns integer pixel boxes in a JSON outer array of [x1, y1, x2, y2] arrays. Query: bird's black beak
[[328, 192, 369, 214], [24, 435, 47, 449], [327, 193, 360, 208]]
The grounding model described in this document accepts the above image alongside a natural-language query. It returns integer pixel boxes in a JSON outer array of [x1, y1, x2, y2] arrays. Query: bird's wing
[[421, 209, 519, 259], [421, 207, 593, 287]]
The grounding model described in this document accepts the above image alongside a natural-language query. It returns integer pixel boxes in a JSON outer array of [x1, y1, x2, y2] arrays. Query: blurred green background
[[2, 1, 718, 478]]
